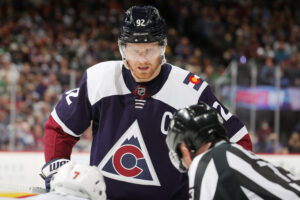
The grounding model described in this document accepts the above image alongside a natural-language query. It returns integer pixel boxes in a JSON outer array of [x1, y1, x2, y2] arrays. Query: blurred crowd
[[0, 0, 299, 153]]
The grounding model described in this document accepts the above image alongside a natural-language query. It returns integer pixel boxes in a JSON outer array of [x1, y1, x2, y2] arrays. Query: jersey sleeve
[[51, 72, 92, 137], [198, 83, 252, 150], [44, 72, 92, 162], [44, 115, 79, 162]]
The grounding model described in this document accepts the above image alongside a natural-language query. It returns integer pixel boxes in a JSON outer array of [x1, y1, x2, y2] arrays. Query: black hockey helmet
[[166, 102, 228, 172], [119, 6, 167, 45]]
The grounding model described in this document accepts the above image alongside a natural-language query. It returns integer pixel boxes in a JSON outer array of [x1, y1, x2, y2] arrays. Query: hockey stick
[[0, 180, 46, 194]]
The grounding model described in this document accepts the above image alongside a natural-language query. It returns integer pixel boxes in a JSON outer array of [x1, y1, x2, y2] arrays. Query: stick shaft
[[0, 181, 46, 194]]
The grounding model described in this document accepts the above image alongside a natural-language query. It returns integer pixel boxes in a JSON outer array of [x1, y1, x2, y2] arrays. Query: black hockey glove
[[40, 158, 70, 192]]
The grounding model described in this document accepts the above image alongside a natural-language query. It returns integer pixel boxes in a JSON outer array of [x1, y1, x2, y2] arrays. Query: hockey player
[[41, 5, 252, 200], [166, 102, 300, 200]]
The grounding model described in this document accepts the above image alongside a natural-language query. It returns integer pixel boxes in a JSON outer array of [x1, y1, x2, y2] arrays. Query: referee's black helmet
[[166, 102, 228, 166]]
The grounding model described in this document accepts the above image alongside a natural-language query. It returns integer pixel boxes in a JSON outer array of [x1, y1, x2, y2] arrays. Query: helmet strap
[[160, 55, 165, 65]]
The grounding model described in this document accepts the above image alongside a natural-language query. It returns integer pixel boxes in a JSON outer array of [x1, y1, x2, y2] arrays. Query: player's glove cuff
[[40, 158, 70, 192]]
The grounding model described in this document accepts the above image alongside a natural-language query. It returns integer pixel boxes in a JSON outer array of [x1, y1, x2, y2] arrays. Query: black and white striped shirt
[[188, 141, 300, 200]]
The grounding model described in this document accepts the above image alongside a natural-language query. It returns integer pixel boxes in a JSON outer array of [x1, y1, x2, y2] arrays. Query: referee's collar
[[213, 140, 228, 148], [189, 140, 228, 172]]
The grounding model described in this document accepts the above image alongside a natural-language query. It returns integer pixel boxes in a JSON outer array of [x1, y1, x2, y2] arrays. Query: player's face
[[179, 142, 212, 170], [179, 143, 192, 170], [124, 42, 163, 82]]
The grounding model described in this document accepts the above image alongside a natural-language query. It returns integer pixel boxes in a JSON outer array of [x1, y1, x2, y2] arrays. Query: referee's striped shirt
[[188, 141, 300, 200]]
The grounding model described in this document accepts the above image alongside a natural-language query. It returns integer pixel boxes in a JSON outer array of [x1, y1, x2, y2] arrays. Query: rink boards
[[0, 151, 299, 195]]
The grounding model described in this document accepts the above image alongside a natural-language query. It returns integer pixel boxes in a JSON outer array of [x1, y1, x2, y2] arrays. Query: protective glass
[[168, 150, 187, 173], [166, 129, 187, 173], [121, 42, 165, 61]]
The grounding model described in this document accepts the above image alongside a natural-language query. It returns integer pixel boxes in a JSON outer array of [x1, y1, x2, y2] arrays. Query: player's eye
[[146, 48, 153, 53], [132, 49, 142, 54]]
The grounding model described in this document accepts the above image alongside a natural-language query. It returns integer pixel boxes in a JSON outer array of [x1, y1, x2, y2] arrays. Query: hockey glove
[[40, 158, 70, 192], [51, 161, 107, 200]]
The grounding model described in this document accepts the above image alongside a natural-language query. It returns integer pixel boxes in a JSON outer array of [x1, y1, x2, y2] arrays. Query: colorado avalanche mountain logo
[[98, 120, 161, 186]]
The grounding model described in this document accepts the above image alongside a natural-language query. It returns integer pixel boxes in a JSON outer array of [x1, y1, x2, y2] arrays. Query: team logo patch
[[98, 120, 160, 186], [183, 72, 202, 91], [189, 75, 200, 84], [137, 87, 146, 96]]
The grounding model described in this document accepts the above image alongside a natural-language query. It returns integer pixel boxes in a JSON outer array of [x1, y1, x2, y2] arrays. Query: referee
[[166, 102, 300, 200]]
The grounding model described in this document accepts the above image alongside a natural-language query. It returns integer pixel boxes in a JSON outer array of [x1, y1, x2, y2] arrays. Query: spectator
[[274, 40, 291, 63], [260, 57, 275, 85], [287, 132, 300, 153], [0, 108, 9, 150], [0, 0, 299, 152], [256, 120, 272, 152]]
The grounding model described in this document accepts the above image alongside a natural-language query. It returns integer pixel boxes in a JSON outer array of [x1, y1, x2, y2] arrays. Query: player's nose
[[135, 55, 149, 63]]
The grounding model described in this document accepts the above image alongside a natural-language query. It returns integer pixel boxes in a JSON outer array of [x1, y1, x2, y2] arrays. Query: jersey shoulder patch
[[153, 65, 208, 109], [98, 120, 160, 186], [182, 72, 203, 91]]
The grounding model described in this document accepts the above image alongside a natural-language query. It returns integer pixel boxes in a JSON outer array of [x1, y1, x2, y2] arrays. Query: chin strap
[[123, 59, 130, 69], [160, 55, 166, 65]]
